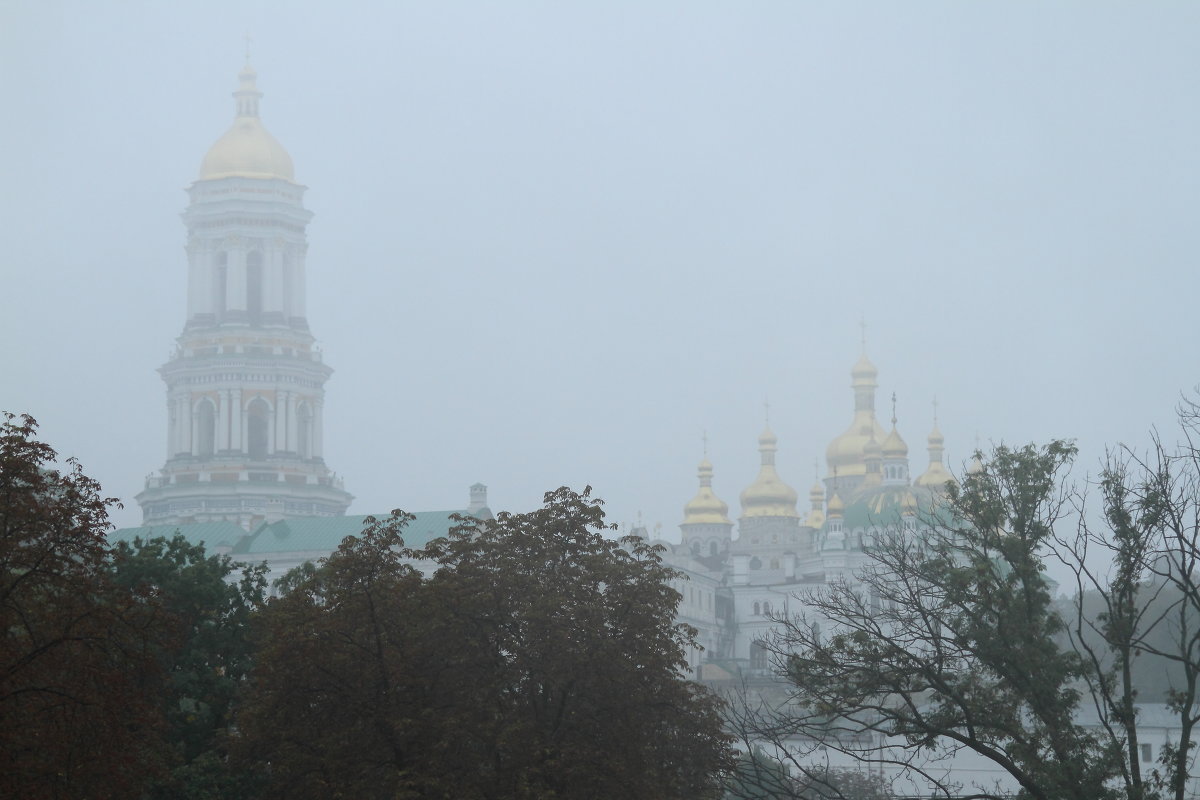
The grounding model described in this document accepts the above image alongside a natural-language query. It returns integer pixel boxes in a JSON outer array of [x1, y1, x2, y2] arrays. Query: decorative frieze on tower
[[137, 63, 352, 529]]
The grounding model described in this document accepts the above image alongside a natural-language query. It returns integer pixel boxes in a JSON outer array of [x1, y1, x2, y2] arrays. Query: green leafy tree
[[762, 442, 1115, 800], [0, 413, 165, 798], [236, 487, 732, 799], [108, 534, 268, 799]]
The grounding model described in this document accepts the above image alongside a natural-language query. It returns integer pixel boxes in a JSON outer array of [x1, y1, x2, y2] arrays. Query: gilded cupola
[[805, 479, 825, 529], [199, 63, 295, 181], [682, 458, 733, 526], [739, 427, 799, 518], [825, 352, 887, 482], [915, 418, 957, 491]]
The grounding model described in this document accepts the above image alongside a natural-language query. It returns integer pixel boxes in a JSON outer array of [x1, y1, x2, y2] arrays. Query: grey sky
[[2, 2, 1197, 538]]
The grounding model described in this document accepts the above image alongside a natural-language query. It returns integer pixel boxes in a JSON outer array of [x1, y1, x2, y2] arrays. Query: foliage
[[108, 533, 268, 799], [763, 441, 1116, 800], [236, 486, 732, 799], [1057, 399, 1200, 800], [0, 412, 165, 798]]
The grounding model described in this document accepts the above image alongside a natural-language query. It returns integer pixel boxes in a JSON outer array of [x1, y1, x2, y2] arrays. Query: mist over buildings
[[2, 2, 1197, 540]]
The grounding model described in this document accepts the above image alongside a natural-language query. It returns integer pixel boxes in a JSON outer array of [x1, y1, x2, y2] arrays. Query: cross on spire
[[763, 396, 770, 425], [932, 395, 939, 425], [891, 391, 898, 426], [701, 429, 708, 457], [859, 316, 867, 353]]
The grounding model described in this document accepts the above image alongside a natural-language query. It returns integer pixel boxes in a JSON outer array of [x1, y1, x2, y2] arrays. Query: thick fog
[[2, 2, 1198, 537]]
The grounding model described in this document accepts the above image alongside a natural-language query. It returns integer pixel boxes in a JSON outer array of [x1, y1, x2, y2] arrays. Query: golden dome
[[199, 65, 295, 181], [825, 352, 886, 478], [882, 426, 908, 458], [827, 492, 845, 517], [805, 480, 825, 528], [682, 459, 733, 526], [740, 427, 799, 518], [915, 422, 958, 491]]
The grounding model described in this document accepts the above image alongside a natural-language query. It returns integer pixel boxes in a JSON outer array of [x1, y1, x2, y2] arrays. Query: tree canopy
[[236, 486, 732, 799]]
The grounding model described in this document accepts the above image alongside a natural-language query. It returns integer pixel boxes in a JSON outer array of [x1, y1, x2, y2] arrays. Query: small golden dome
[[915, 422, 958, 491], [682, 458, 733, 526], [882, 426, 908, 458], [826, 351, 886, 478], [805, 480, 825, 528], [740, 426, 799, 518], [199, 65, 295, 181], [827, 492, 845, 517]]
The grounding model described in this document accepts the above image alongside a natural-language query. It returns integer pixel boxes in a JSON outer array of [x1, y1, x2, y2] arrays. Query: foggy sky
[[2, 2, 1198, 541]]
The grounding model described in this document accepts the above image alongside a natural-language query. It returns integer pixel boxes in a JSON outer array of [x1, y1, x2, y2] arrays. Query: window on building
[[1142, 743, 1152, 763], [246, 252, 263, 325], [247, 398, 270, 460], [709, 541, 718, 556], [691, 541, 700, 556], [770, 557, 780, 570], [749, 556, 762, 570], [215, 252, 228, 320], [296, 402, 313, 459], [762, 601, 771, 616], [753, 602, 760, 616], [750, 640, 768, 670], [196, 399, 216, 457]]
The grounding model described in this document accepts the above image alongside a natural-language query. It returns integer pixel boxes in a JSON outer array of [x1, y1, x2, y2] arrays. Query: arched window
[[770, 557, 780, 570], [247, 398, 270, 460], [750, 640, 768, 670], [196, 399, 216, 457], [296, 402, 313, 459], [215, 252, 227, 320], [709, 541, 718, 556], [753, 602, 760, 616], [749, 556, 762, 570], [763, 601, 772, 615], [691, 541, 700, 556], [246, 252, 263, 325]]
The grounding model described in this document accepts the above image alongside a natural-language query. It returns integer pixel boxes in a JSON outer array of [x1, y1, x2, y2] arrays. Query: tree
[[0, 413, 165, 798], [1057, 400, 1200, 800], [758, 442, 1116, 800], [235, 487, 732, 799], [108, 534, 268, 799]]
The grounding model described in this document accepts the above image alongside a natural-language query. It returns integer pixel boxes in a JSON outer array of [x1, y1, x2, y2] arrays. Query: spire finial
[[701, 429, 708, 457], [859, 316, 867, 353], [891, 392, 897, 426], [813, 457, 819, 483], [244, 32, 253, 64], [763, 396, 770, 426], [933, 395, 939, 425]]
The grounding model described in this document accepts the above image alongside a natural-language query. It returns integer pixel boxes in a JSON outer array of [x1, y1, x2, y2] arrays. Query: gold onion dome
[[199, 64, 295, 181], [882, 425, 908, 458], [827, 492, 845, 518], [915, 422, 957, 490], [826, 352, 887, 478], [740, 427, 799, 518], [806, 480, 826, 528], [682, 459, 733, 526]]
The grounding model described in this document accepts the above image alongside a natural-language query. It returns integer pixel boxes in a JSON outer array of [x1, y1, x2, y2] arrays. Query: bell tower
[[137, 63, 353, 528]]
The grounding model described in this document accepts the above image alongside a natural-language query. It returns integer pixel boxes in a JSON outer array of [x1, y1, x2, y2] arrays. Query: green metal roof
[[107, 521, 249, 551], [234, 510, 470, 555], [835, 485, 955, 531]]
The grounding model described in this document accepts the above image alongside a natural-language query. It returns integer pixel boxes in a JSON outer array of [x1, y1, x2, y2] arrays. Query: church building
[[650, 350, 958, 678], [135, 62, 352, 530]]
